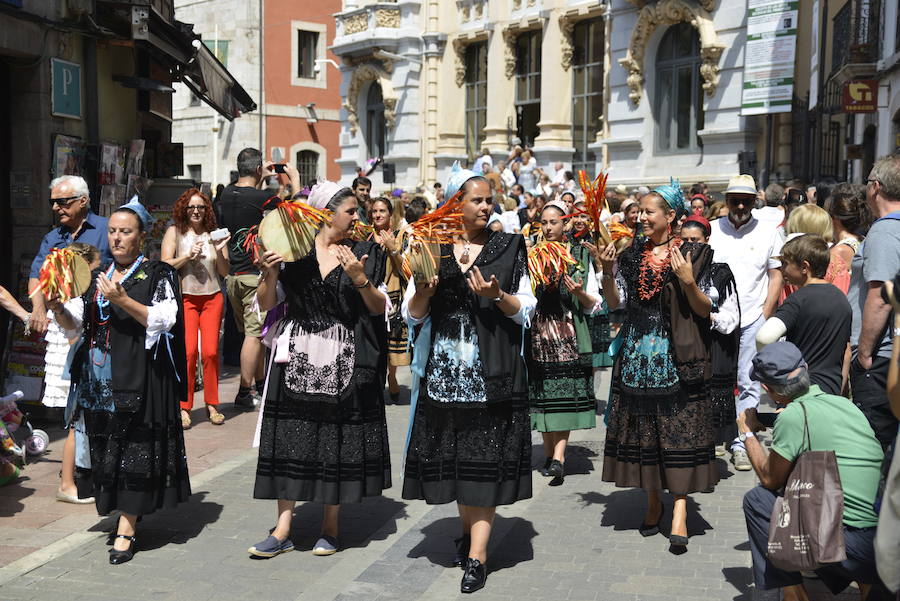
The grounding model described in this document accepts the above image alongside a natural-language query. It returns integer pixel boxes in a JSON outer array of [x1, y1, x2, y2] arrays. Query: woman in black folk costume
[[597, 180, 719, 548], [51, 199, 191, 565], [402, 164, 537, 594], [250, 181, 391, 559], [528, 200, 601, 485], [679, 215, 741, 455]]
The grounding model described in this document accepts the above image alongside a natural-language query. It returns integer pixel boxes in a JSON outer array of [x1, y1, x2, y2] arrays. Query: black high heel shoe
[[453, 535, 470, 568], [460, 558, 486, 593], [109, 534, 136, 565], [639, 506, 663, 537]]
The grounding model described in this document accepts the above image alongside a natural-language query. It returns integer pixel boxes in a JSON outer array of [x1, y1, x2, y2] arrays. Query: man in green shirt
[[737, 342, 889, 600]]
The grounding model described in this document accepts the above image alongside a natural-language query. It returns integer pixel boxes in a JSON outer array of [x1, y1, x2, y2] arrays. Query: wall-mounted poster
[[52, 134, 85, 177], [98, 143, 125, 185], [126, 139, 145, 176], [126, 174, 153, 201], [99, 184, 126, 217]]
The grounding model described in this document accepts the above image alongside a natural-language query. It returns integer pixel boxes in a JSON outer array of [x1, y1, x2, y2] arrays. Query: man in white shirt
[[709, 174, 784, 470], [498, 160, 516, 191]]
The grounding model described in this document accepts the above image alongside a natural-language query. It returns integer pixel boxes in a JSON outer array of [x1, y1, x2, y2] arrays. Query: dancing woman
[[402, 165, 536, 593], [52, 199, 191, 565], [528, 200, 600, 484], [597, 181, 719, 548], [250, 182, 391, 559]]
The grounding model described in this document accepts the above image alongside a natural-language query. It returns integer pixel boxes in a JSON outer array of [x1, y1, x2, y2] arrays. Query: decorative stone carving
[[559, 15, 576, 71], [461, 3, 471, 22], [619, 0, 724, 106], [626, 1, 719, 15], [343, 63, 398, 136], [474, 1, 483, 19], [344, 51, 394, 74], [343, 13, 368, 35], [502, 28, 518, 79], [512, 0, 522, 10], [452, 37, 467, 88], [374, 8, 400, 28]]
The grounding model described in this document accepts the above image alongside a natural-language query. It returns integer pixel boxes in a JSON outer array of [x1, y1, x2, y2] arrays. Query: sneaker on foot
[[715, 443, 726, 457], [248, 535, 294, 558], [731, 448, 752, 471], [312, 535, 338, 556]]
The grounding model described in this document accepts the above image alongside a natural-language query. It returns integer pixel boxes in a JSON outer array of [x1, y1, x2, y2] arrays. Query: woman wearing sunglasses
[[162, 189, 230, 428]]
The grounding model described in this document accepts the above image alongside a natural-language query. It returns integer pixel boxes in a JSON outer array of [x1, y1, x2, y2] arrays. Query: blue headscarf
[[442, 161, 481, 207], [118, 196, 155, 229], [652, 177, 689, 220]]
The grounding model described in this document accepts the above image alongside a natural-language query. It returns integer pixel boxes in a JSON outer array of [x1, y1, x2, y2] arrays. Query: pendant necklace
[[459, 231, 484, 265]]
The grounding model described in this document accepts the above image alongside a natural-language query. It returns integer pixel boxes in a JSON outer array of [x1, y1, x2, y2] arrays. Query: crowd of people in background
[[1, 143, 899, 599]]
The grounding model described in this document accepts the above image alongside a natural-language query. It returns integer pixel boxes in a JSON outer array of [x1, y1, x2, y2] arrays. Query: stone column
[[481, 25, 516, 162], [533, 10, 575, 170], [434, 27, 468, 176]]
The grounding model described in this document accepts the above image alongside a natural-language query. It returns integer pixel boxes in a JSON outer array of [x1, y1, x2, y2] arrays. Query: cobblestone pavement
[[0, 368, 857, 600]]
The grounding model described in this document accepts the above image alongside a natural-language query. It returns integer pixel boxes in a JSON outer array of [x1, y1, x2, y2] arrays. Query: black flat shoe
[[546, 459, 564, 478], [639, 506, 663, 537], [669, 534, 689, 547], [453, 535, 470, 568], [109, 534, 136, 565], [460, 558, 486, 594], [539, 457, 552, 476]]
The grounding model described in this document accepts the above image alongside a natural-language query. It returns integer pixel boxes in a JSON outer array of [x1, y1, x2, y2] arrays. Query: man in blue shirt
[[28, 175, 111, 335]]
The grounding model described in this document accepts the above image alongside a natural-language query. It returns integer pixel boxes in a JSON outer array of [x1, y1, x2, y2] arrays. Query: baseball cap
[[750, 342, 807, 387]]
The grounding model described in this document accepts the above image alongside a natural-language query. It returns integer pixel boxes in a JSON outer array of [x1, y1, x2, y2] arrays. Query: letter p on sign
[[51, 58, 82, 119]]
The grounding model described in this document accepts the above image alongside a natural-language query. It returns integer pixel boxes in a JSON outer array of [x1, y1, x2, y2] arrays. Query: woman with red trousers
[[162, 188, 230, 428]]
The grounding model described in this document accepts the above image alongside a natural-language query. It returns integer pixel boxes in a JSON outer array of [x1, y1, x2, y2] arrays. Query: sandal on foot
[[180, 410, 191, 430], [207, 407, 225, 425]]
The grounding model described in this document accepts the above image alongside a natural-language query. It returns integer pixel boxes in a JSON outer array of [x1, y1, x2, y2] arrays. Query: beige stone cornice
[[619, 0, 724, 106]]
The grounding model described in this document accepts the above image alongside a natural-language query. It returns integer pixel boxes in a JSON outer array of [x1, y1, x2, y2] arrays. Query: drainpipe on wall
[[84, 36, 99, 211]]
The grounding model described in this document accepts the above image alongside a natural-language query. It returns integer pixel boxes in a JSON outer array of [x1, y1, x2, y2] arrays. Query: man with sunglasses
[[848, 155, 900, 450], [28, 175, 111, 335]]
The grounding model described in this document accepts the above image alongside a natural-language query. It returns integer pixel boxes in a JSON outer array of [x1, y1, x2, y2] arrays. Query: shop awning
[[130, 6, 256, 121], [179, 41, 257, 121]]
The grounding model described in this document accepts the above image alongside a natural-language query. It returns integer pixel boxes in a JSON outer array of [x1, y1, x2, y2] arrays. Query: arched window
[[655, 22, 704, 153], [365, 83, 386, 158], [296, 150, 319, 188]]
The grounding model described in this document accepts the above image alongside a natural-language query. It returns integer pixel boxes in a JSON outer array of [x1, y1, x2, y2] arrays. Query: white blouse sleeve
[[511, 273, 537, 326], [145, 277, 179, 350], [401, 277, 426, 326], [583, 262, 602, 315], [711, 288, 741, 335], [55, 297, 85, 340]]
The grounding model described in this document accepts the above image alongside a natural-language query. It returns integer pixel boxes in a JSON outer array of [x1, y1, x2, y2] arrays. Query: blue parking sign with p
[[51, 58, 82, 119]]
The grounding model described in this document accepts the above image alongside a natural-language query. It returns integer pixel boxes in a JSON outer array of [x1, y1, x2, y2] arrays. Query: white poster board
[[741, 0, 798, 115]]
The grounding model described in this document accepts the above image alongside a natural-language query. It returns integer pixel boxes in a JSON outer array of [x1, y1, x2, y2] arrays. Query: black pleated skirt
[[402, 397, 532, 507], [253, 360, 391, 504]]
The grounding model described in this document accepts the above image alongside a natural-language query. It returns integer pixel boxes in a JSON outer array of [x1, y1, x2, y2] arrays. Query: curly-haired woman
[[162, 188, 230, 428]]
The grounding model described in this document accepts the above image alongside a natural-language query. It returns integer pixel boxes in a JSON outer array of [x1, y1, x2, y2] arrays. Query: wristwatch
[[491, 291, 505, 303], [738, 431, 755, 443]]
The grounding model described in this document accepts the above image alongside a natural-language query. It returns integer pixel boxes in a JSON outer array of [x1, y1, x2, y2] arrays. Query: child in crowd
[[755, 234, 851, 395]]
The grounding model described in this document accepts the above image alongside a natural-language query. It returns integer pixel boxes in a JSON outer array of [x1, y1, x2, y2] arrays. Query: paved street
[[0, 369, 856, 600]]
